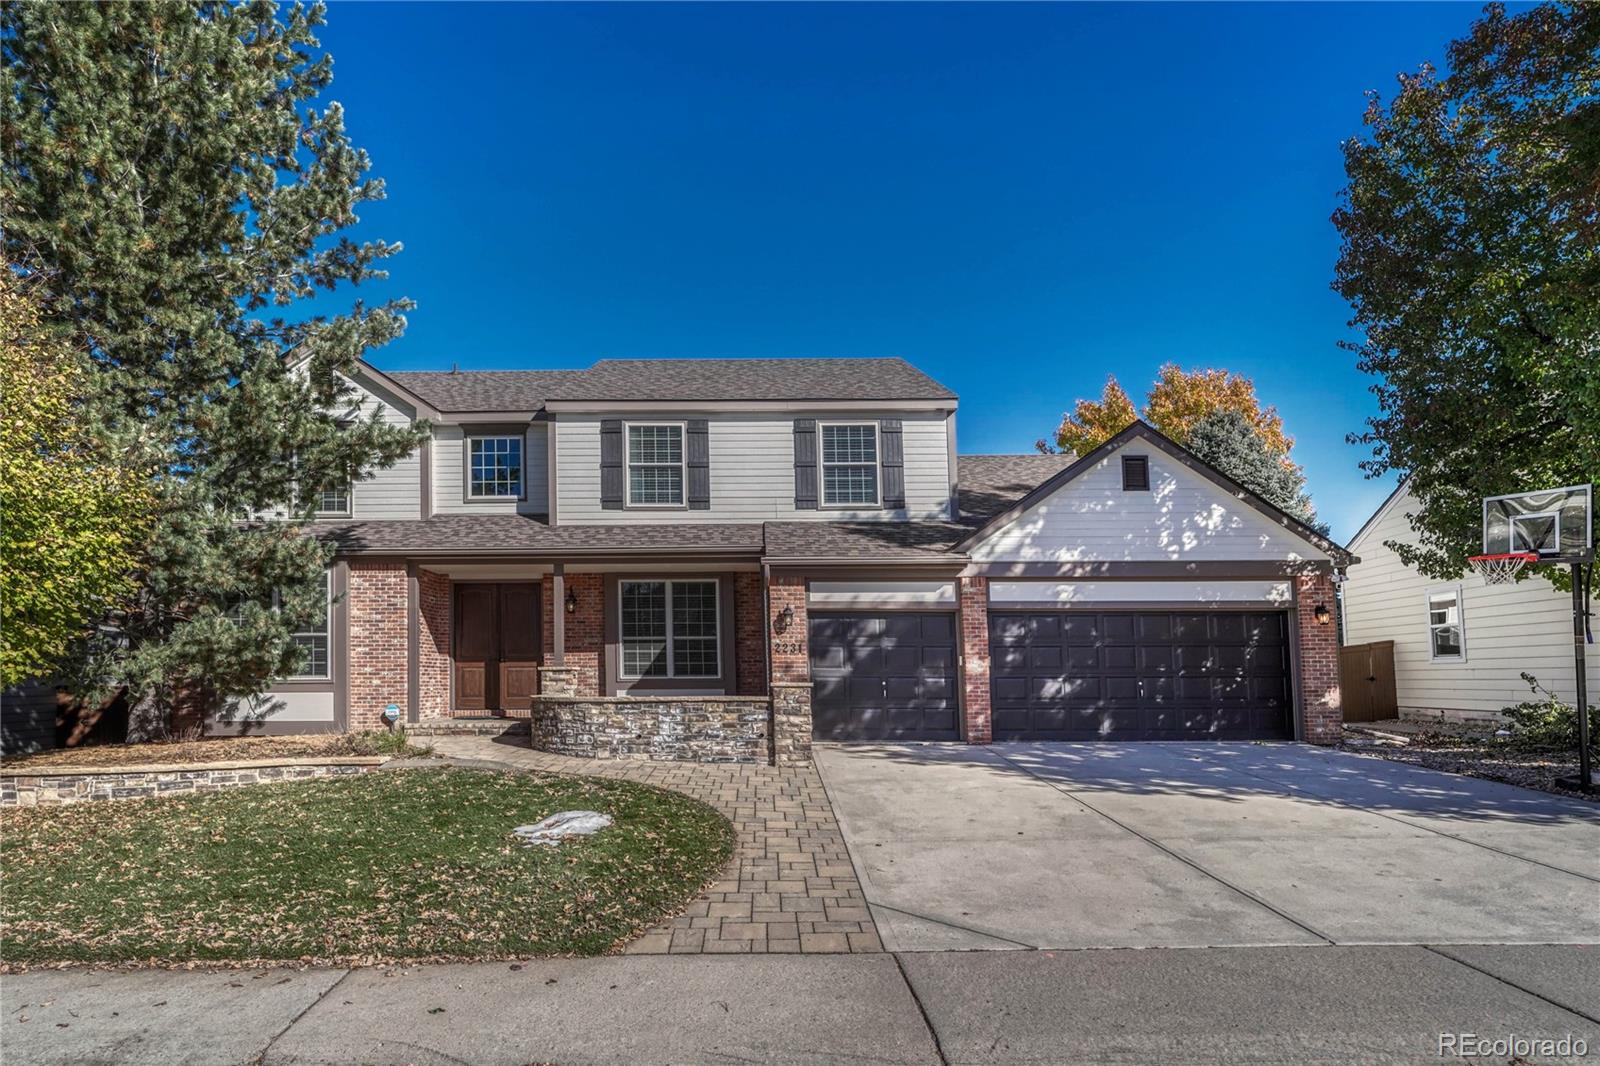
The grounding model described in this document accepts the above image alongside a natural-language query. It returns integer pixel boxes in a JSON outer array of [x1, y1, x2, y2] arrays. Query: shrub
[[1501, 673, 1600, 751]]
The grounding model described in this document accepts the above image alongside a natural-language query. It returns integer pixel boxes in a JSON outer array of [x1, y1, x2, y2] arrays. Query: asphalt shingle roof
[[387, 358, 954, 411], [315, 515, 766, 554], [762, 520, 970, 561], [956, 453, 1075, 526]]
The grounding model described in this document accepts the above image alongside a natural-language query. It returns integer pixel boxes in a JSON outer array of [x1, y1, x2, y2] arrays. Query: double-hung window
[[287, 571, 332, 679], [313, 482, 351, 517], [820, 423, 878, 507], [619, 579, 719, 679], [1426, 587, 1465, 660], [627, 424, 685, 506], [469, 435, 523, 499]]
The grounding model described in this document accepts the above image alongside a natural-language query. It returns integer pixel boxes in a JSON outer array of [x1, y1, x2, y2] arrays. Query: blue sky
[[315, 2, 1490, 541]]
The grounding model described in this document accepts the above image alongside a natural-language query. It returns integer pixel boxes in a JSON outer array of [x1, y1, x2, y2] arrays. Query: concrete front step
[[408, 717, 531, 738]]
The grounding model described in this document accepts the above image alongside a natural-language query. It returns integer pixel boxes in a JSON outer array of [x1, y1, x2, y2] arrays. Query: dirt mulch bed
[[0, 732, 429, 773], [1341, 728, 1597, 803]]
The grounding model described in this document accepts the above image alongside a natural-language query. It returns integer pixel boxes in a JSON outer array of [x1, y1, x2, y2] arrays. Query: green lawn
[[0, 767, 733, 965]]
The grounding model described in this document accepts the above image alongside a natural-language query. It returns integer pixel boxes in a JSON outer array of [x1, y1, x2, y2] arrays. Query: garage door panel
[[810, 612, 959, 742], [990, 609, 1292, 741]]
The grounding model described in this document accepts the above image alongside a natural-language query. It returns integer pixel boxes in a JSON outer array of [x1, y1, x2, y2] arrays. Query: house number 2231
[[773, 640, 805, 654]]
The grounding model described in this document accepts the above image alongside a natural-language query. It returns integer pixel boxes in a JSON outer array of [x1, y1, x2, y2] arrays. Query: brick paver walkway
[[423, 736, 882, 955]]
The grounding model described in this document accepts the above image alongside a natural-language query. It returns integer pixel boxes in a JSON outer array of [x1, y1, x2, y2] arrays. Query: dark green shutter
[[600, 419, 624, 509], [686, 420, 710, 509]]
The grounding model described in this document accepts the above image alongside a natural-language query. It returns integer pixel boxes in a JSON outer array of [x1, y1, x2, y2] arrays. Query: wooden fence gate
[[1339, 639, 1397, 723]]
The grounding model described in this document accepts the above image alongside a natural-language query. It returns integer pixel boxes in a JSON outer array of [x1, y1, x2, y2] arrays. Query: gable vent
[[1121, 455, 1150, 492]]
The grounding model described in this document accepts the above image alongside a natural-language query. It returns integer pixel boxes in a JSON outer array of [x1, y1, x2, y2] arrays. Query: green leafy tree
[[1186, 410, 1327, 534], [3, 2, 425, 728], [0, 276, 152, 689], [1333, 2, 1599, 583]]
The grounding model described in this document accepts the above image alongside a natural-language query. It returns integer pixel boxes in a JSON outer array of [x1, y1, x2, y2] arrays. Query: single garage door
[[810, 612, 959, 741], [990, 610, 1292, 741]]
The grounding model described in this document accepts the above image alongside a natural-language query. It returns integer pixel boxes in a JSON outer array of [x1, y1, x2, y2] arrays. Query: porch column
[[767, 571, 813, 765], [551, 563, 566, 666]]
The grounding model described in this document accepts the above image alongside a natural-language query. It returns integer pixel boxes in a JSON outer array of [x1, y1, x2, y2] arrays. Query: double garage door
[[809, 609, 1292, 742]]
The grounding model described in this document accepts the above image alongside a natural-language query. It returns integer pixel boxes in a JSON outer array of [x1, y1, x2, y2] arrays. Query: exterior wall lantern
[[775, 604, 795, 633], [1313, 603, 1332, 626], [565, 589, 578, 615]]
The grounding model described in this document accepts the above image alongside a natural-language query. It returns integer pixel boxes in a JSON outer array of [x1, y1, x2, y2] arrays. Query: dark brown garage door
[[810, 613, 959, 741], [990, 611, 1292, 741]]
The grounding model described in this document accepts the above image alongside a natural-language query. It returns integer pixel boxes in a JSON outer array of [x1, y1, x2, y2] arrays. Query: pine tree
[[1185, 411, 1327, 534], [3, 2, 425, 728]]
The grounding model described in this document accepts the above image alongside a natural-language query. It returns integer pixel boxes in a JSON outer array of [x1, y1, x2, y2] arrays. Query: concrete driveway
[[814, 742, 1600, 952]]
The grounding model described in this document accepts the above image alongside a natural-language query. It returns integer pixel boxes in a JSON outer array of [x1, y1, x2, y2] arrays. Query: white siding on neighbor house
[[1342, 482, 1599, 718], [553, 411, 952, 523], [969, 439, 1331, 565], [432, 423, 550, 516], [988, 580, 1293, 607], [346, 373, 422, 520]]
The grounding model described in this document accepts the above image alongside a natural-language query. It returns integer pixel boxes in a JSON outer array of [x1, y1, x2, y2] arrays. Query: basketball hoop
[[1467, 552, 1540, 585]]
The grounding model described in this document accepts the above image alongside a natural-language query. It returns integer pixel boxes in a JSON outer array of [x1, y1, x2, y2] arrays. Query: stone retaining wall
[[531, 695, 769, 763], [0, 757, 387, 807]]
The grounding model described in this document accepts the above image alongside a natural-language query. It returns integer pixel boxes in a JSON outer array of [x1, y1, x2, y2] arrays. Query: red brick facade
[[417, 568, 451, 718], [734, 572, 767, 695], [346, 559, 409, 732], [1295, 571, 1342, 744], [958, 576, 993, 744], [541, 572, 603, 697], [767, 573, 810, 685]]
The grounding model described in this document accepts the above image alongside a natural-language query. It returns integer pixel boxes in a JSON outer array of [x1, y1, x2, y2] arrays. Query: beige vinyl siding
[[347, 374, 422, 520], [969, 439, 1331, 564], [1342, 482, 1598, 717], [554, 411, 952, 523], [432, 423, 550, 516]]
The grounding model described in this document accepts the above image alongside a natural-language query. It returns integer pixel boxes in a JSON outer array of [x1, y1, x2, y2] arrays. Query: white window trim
[[284, 572, 333, 680], [819, 421, 881, 509], [313, 480, 353, 518], [467, 433, 525, 500], [1510, 510, 1562, 557], [1425, 584, 1467, 662], [624, 421, 687, 509], [618, 578, 722, 680]]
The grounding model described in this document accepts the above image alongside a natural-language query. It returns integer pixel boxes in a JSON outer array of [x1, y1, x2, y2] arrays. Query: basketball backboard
[[1482, 484, 1593, 563]]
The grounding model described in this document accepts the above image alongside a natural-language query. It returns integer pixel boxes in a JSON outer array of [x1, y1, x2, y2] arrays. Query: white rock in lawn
[[513, 811, 613, 846]]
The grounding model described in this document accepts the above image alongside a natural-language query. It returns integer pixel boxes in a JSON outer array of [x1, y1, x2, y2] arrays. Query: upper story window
[[1426, 587, 1465, 660], [469, 435, 523, 499], [619, 579, 719, 678], [821, 423, 879, 507], [1121, 455, 1150, 491], [312, 482, 351, 517], [627, 423, 684, 507]]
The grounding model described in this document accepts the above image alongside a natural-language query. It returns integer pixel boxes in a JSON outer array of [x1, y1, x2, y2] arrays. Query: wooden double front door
[[454, 582, 542, 714]]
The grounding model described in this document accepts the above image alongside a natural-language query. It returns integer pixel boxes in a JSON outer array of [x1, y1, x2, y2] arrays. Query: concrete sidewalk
[[5, 945, 1597, 1065]]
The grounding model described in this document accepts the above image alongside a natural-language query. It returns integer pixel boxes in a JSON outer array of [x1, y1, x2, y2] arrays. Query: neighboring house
[[3, 356, 1353, 759], [1342, 480, 1598, 724]]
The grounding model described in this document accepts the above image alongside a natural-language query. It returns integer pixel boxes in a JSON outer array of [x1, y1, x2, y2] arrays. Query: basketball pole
[[1573, 561, 1593, 793]]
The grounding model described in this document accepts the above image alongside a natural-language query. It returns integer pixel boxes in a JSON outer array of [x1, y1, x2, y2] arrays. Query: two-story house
[[225, 355, 1350, 765]]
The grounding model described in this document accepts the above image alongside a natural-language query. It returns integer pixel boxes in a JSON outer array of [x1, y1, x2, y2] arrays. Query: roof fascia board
[[955, 421, 1356, 565], [543, 399, 955, 414], [346, 359, 442, 421], [1344, 476, 1412, 555], [963, 559, 1334, 579]]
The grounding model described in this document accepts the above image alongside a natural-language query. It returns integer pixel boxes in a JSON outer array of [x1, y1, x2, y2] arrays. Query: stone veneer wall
[[531, 695, 769, 763], [417, 569, 452, 718], [1296, 572, 1343, 744], [347, 560, 409, 731], [542, 573, 604, 697], [1, 758, 384, 807]]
